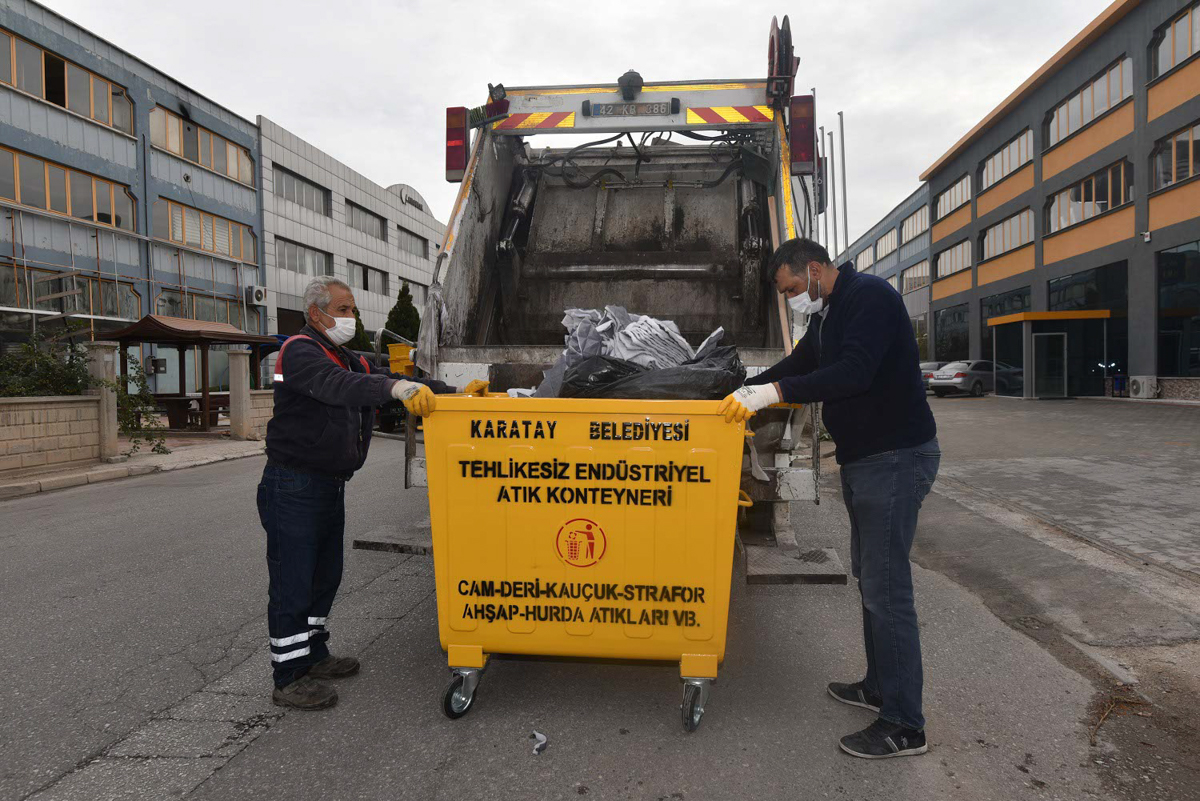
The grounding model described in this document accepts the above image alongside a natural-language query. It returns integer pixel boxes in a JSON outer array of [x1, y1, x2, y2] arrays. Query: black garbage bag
[[560, 346, 746, 400]]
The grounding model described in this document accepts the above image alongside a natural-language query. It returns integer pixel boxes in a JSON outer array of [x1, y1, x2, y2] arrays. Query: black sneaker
[[271, 675, 338, 711], [827, 681, 882, 713], [839, 718, 928, 759]]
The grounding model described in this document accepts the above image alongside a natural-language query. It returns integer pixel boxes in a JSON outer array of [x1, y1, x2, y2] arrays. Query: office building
[[258, 118, 442, 339]]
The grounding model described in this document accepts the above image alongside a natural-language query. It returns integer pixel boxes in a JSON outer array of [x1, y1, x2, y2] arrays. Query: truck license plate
[[590, 101, 673, 117]]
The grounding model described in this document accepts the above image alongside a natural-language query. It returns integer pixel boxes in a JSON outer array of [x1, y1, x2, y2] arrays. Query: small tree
[[385, 282, 421, 342], [345, 308, 373, 352]]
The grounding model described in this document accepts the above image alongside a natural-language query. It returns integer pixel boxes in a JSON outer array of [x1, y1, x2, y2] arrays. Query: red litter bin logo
[[555, 518, 607, 568]]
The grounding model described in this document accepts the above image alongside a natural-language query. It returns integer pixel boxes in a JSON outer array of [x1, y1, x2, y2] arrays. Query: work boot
[[827, 680, 882, 713], [271, 675, 338, 710], [839, 718, 928, 759], [307, 655, 361, 680]]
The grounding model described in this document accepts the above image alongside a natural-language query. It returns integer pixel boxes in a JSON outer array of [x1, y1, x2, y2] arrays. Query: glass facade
[[1048, 261, 1128, 378], [934, 303, 969, 361], [1158, 240, 1200, 377], [981, 286, 1031, 360]]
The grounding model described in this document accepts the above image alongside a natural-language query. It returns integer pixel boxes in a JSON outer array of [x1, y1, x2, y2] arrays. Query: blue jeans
[[840, 438, 940, 730], [257, 464, 346, 688]]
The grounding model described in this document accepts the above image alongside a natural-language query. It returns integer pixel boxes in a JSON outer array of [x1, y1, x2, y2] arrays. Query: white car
[[928, 361, 995, 397]]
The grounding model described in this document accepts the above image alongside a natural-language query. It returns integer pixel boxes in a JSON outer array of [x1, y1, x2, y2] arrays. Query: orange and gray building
[[846, 0, 1200, 400]]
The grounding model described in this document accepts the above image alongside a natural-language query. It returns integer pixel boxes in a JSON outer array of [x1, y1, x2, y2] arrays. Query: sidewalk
[[0, 436, 265, 500]]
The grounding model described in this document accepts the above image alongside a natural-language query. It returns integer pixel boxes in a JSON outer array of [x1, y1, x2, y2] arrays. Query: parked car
[[929, 360, 995, 397], [920, 361, 949, 392]]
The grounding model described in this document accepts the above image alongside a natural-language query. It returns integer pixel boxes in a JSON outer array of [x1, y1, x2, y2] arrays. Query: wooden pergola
[[108, 315, 276, 431]]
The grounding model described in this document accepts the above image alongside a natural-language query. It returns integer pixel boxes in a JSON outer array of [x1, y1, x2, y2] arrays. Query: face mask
[[787, 276, 824, 315], [319, 310, 357, 345]]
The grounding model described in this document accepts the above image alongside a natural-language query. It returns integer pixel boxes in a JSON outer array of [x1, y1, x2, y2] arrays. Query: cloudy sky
[[48, 0, 1109, 249]]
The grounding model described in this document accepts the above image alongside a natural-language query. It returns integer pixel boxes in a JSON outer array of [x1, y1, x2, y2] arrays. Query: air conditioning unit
[[245, 285, 268, 306], [1129, 376, 1159, 400]]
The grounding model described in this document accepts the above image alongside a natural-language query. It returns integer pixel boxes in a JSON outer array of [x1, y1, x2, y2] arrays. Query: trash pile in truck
[[532, 306, 746, 400]]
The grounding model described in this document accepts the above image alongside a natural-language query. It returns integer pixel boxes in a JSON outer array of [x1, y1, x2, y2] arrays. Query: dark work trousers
[[840, 438, 941, 731], [257, 463, 346, 688]]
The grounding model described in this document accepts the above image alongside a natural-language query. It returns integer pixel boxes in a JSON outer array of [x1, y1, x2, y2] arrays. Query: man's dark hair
[[767, 237, 831, 283]]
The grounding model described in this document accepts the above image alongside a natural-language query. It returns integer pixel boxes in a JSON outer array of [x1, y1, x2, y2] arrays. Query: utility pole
[[827, 129, 839, 261], [838, 111, 849, 256]]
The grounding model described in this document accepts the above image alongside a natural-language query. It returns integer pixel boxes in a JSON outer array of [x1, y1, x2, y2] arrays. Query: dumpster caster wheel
[[442, 668, 482, 720], [681, 679, 711, 732]]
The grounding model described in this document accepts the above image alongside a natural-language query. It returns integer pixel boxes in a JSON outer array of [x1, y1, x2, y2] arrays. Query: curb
[[0, 445, 266, 501]]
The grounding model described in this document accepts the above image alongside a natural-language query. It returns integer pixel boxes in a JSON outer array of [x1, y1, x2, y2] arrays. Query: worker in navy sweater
[[719, 238, 939, 759], [260, 276, 486, 711]]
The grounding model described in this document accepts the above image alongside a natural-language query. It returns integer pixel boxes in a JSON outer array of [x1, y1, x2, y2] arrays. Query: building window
[[397, 226, 429, 258], [911, 314, 929, 360], [1048, 261, 1128, 374], [155, 199, 256, 263], [1047, 56, 1133, 148], [981, 209, 1034, 261], [1, 264, 140, 320], [902, 260, 930, 294], [0, 29, 133, 135], [980, 286, 1031, 358], [901, 205, 929, 243], [346, 201, 386, 241], [155, 289, 249, 329], [1047, 161, 1133, 234], [346, 261, 389, 295], [980, 129, 1033, 192], [876, 229, 898, 260], [935, 241, 971, 280], [855, 248, 874, 273], [1152, 120, 1200, 191], [149, 107, 254, 187], [273, 165, 329, 215], [275, 238, 330, 276], [1151, 3, 1200, 80], [886, 274, 899, 291], [935, 176, 970, 220], [1157, 240, 1200, 377], [0, 146, 135, 230], [934, 303, 969, 361]]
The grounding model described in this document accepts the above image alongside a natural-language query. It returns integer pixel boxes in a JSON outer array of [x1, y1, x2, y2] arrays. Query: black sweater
[[265, 325, 450, 478], [746, 264, 936, 465]]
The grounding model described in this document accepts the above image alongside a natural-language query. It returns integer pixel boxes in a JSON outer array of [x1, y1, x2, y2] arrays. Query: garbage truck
[[357, 16, 845, 586]]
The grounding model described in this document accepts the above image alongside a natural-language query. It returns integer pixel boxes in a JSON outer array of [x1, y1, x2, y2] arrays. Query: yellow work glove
[[462, 379, 490, 396], [391, 379, 437, 417], [716, 384, 781, 423]]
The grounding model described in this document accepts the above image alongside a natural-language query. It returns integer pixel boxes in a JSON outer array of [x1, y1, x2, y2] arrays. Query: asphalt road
[[2, 416, 1197, 800]]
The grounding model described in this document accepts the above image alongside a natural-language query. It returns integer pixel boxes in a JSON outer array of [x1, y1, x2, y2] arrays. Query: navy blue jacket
[[746, 264, 936, 465], [265, 325, 450, 478]]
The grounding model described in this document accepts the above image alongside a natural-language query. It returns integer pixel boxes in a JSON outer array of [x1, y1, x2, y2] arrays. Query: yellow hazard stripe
[[685, 106, 774, 125], [556, 112, 576, 128], [777, 116, 797, 241], [516, 112, 552, 129]]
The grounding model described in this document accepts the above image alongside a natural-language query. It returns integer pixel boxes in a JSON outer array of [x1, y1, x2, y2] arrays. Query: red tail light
[[789, 95, 815, 174], [954, 372, 967, 378], [446, 106, 469, 183], [923, 373, 933, 379]]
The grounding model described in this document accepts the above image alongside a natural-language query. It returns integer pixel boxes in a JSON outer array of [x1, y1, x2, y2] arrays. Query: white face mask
[[318, 310, 357, 345], [786, 275, 824, 316]]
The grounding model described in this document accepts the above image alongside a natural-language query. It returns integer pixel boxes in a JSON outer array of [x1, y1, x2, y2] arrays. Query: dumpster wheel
[[681, 679, 712, 732], [442, 670, 480, 719]]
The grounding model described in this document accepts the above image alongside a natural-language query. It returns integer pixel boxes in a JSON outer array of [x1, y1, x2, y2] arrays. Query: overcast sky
[[47, 0, 1109, 249]]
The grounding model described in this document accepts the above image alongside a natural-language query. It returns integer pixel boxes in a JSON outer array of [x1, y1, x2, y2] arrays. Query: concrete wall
[[1160, 378, 1200, 401], [0, 396, 100, 475]]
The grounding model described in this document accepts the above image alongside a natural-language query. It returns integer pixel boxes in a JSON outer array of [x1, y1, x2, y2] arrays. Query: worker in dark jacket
[[718, 238, 939, 759], [260, 276, 486, 711]]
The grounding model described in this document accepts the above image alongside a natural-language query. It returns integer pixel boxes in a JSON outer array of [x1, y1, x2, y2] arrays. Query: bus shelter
[[986, 310, 1111, 399]]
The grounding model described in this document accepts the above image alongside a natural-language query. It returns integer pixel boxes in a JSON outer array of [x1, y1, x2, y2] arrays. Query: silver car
[[929, 360, 995, 397], [920, 361, 949, 392]]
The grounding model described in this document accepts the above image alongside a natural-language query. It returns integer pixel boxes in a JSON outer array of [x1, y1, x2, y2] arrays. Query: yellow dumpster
[[423, 395, 747, 731], [387, 342, 415, 376]]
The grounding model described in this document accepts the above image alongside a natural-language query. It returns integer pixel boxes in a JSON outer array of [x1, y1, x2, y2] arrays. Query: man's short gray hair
[[303, 276, 351, 311]]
